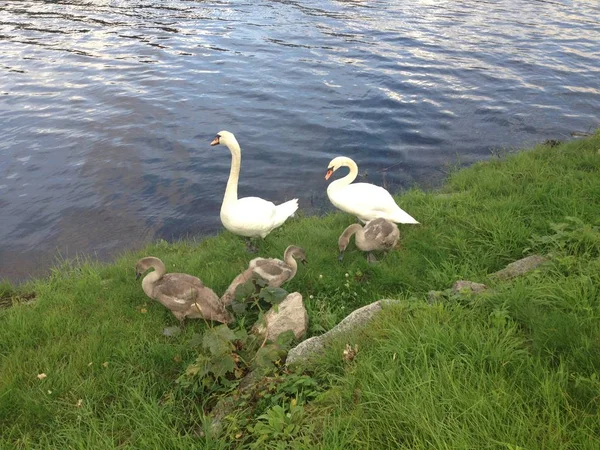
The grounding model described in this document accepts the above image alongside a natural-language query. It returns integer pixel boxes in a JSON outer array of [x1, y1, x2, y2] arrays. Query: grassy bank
[[1, 131, 600, 448]]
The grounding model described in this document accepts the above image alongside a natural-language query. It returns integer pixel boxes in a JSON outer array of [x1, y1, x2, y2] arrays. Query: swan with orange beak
[[325, 156, 419, 224]]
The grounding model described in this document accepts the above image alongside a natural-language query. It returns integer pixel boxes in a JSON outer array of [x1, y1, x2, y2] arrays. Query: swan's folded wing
[[364, 218, 394, 240], [225, 197, 277, 228], [248, 257, 269, 269], [163, 273, 205, 288], [331, 183, 397, 217], [253, 262, 291, 286], [157, 275, 205, 300]]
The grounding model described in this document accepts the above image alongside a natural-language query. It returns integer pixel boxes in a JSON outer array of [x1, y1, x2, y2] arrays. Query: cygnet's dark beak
[[210, 135, 220, 146], [136, 271, 141, 280], [338, 252, 344, 262], [301, 258, 308, 266], [325, 168, 334, 180]]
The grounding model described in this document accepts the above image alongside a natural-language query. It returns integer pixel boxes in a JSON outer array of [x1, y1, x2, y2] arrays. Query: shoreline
[[0, 133, 578, 286]]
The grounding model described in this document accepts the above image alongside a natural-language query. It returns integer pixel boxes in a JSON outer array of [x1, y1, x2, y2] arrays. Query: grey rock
[[162, 326, 182, 337], [286, 299, 400, 367], [491, 255, 548, 280], [253, 292, 308, 342], [451, 280, 488, 294]]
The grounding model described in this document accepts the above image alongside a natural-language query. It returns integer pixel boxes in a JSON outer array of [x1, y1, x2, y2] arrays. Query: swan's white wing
[[329, 183, 418, 223], [221, 197, 278, 237], [329, 183, 393, 219]]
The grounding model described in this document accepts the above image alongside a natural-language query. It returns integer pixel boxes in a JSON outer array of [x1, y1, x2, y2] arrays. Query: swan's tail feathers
[[273, 199, 299, 228], [393, 208, 420, 224]]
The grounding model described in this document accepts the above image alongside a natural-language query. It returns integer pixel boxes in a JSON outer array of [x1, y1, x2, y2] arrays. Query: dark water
[[1, 0, 599, 282]]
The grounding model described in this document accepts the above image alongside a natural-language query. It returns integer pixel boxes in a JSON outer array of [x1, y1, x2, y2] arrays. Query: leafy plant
[[529, 217, 600, 257], [247, 401, 314, 449], [252, 330, 296, 372], [231, 277, 289, 315], [178, 326, 300, 399], [178, 325, 251, 394]]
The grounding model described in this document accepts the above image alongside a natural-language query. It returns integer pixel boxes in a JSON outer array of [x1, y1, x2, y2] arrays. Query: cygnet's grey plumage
[[220, 245, 307, 306], [135, 256, 233, 324], [338, 218, 399, 263]]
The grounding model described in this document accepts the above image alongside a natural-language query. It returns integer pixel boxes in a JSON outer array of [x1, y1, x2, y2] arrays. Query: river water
[[1, 0, 599, 282]]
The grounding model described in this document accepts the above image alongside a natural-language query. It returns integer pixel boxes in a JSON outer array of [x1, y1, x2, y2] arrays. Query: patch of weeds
[[529, 216, 600, 258], [247, 401, 315, 449], [231, 276, 288, 316], [311, 269, 372, 314], [0, 283, 36, 309], [177, 324, 298, 402], [568, 372, 600, 413], [219, 368, 322, 447], [178, 325, 251, 398], [253, 371, 320, 413]]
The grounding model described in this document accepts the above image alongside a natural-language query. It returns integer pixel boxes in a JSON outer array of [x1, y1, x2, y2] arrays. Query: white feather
[[213, 131, 298, 238], [326, 156, 419, 224]]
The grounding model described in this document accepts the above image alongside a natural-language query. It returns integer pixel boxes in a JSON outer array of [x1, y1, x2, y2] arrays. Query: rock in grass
[[451, 280, 488, 294], [162, 326, 181, 337], [491, 255, 549, 280], [253, 292, 308, 342], [286, 299, 399, 367]]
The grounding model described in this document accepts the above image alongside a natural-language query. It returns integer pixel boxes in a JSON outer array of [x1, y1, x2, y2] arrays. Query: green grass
[[1, 131, 600, 448]]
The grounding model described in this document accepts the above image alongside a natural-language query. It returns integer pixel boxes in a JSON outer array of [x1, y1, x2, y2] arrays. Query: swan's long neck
[[223, 138, 241, 207], [283, 249, 299, 278], [141, 261, 165, 297], [343, 224, 365, 247], [329, 158, 359, 193]]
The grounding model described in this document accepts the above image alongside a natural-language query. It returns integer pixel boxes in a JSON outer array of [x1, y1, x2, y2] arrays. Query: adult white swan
[[210, 131, 299, 239], [325, 156, 419, 224]]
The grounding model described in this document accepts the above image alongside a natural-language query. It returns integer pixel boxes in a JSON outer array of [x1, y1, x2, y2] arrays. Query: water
[[1, 0, 599, 283]]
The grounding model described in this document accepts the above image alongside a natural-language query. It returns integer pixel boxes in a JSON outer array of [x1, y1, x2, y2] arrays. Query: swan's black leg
[[367, 252, 378, 264], [245, 237, 258, 253]]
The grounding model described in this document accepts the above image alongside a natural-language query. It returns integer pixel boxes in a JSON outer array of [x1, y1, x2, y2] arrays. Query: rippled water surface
[[1, 0, 599, 282]]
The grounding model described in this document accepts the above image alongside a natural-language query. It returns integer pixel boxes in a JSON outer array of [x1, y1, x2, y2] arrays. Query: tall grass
[[1, 131, 599, 448]]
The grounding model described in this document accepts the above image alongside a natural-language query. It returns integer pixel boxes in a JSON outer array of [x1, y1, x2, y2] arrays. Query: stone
[[286, 299, 400, 367], [451, 280, 488, 294], [253, 292, 308, 342], [491, 255, 549, 280]]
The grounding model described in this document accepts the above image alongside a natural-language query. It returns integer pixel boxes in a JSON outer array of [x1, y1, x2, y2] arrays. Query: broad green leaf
[[275, 330, 296, 349], [209, 354, 236, 378], [235, 279, 257, 301], [202, 325, 235, 355], [259, 287, 288, 305]]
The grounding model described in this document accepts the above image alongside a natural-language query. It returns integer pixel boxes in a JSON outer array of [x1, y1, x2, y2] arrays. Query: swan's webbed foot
[[367, 252, 378, 264]]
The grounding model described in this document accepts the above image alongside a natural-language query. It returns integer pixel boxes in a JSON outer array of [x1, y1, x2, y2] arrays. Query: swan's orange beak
[[210, 136, 220, 146], [325, 168, 334, 180]]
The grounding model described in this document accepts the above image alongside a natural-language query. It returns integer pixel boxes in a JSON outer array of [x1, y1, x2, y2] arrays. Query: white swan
[[325, 156, 419, 224], [210, 131, 299, 239]]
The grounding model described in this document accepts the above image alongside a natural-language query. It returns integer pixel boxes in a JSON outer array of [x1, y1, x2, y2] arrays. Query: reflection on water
[[0, 0, 599, 282]]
